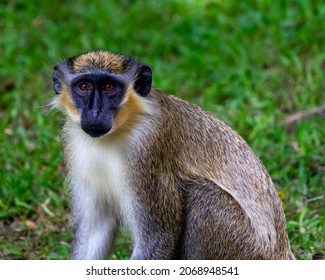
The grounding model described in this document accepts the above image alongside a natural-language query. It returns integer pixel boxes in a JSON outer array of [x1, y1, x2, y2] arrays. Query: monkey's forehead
[[69, 51, 131, 74]]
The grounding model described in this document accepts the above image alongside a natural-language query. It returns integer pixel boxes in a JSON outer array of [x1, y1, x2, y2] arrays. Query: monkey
[[51, 50, 295, 260]]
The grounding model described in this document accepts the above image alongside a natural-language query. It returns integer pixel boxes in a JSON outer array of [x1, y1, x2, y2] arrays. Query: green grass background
[[0, 0, 324, 259]]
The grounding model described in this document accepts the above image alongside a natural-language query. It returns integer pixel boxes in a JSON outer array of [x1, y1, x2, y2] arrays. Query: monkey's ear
[[53, 64, 63, 95], [134, 64, 152, 96]]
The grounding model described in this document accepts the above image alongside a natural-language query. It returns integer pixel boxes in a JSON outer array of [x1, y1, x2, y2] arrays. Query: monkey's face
[[70, 73, 126, 137], [52, 51, 152, 138]]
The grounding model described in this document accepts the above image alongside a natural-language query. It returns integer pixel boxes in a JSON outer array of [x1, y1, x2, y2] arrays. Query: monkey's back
[[140, 89, 294, 259], [148, 89, 272, 184]]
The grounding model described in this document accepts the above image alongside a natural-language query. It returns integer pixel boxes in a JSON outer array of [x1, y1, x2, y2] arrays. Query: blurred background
[[0, 0, 324, 259]]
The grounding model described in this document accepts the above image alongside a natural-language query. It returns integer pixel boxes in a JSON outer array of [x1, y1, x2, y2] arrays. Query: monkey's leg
[[180, 180, 272, 260], [70, 181, 119, 260]]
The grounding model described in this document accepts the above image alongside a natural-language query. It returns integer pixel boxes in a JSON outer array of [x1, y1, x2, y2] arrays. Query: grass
[[0, 0, 324, 260]]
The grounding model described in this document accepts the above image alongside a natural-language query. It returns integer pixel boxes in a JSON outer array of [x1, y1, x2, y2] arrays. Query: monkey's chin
[[82, 127, 111, 138]]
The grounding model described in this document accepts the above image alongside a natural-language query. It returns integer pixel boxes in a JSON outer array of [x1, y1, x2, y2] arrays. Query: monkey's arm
[[70, 179, 119, 260], [129, 180, 184, 260], [130, 228, 180, 260]]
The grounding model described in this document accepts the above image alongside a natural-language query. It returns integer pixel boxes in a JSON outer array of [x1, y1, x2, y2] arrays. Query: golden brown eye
[[104, 84, 114, 91], [79, 83, 90, 91]]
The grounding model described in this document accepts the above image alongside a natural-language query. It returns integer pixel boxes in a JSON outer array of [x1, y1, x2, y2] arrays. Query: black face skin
[[70, 73, 126, 138]]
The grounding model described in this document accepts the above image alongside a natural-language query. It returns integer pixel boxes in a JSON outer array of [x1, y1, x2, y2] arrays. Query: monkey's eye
[[103, 84, 114, 92], [79, 83, 91, 91]]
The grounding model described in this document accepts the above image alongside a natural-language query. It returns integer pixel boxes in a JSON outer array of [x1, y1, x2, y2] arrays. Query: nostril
[[91, 109, 101, 118]]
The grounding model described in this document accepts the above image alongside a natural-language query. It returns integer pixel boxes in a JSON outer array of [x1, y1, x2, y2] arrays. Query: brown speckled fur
[[125, 89, 295, 259], [71, 50, 129, 73]]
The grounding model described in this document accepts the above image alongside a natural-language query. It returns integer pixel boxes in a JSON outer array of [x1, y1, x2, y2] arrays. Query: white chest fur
[[67, 125, 130, 218]]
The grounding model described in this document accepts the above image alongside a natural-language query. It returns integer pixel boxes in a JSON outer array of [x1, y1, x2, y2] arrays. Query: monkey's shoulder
[[147, 89, 250, 148]]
